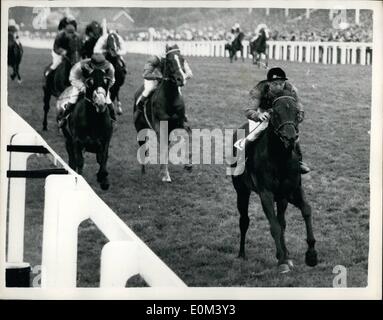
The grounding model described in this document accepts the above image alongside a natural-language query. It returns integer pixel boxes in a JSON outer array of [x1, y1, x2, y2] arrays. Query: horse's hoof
[[184, 164, 192, 172], [17, 79, 22, 84], [100, 182, 110, 190], [237, 252, 247, 260], [117, 107, 123, 115], [287, 259, 294, 269], [43, 126, 48, 131], [305, 249, 318, 267], [279, 264, 290, 274]]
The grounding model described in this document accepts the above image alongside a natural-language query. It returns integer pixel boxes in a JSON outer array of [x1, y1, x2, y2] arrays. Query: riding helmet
[[267, 67, 288, 81], [90, 53, 107, 69]]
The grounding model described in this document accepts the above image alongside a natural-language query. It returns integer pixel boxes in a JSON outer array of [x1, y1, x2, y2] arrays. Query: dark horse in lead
[[232, 91, 317, 273], [61, 68, 113, 190], [42, 33, 82, 131], [133, 46, 192, 182]]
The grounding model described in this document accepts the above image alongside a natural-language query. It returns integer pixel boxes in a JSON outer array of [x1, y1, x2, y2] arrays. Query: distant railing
[[126, 40, 373, 65], [19, 37, 372, 65]]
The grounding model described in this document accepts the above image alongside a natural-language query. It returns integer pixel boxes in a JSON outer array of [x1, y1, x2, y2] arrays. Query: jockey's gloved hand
[[258, 112, 270, 122]]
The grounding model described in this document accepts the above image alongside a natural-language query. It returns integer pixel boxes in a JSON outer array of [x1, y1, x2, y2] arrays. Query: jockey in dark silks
[[45, 19, 78, 77], [58, 16, 77, 32], [57, 53, 116, 127], [133, 44, 193, 123], [237, 67, 310, 174], [82, 21, 103, 58]]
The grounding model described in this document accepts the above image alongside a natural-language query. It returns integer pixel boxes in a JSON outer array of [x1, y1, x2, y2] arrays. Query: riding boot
[[107, 103, 117, 121], [134, 96, 147, 122], [57, 102, 75, 128], [295, 142, 311, 174]]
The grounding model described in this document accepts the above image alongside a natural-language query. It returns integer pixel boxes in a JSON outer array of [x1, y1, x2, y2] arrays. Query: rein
[[271, 95, 299, 139]]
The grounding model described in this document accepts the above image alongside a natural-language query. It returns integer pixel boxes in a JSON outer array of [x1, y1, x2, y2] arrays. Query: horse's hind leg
[[42, 85, 50, 131], [233, 178, 251, 259], [65, 138, 76, 170], [290, 187, 318, 267], [241, 49, 244, 62], [16, 63, 22, 83]]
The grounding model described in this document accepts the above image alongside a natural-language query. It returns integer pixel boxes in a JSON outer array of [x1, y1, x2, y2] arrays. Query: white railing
[[19, 37, 373, 65], [126, 40, 372, 65], [4, 107, 186, 288]]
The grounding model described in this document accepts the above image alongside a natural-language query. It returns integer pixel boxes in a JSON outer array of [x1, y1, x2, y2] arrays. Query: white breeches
[[142, 79, 158, 97], [51, 51, 63, 70]]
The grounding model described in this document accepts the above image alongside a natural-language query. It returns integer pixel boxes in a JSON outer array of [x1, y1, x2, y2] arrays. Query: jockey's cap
[[233, 23, 240, 29], [65, 24, 76, 34], [166, 43, 180, 53], [267, 67, 288, 81], [90, 53, 107, 69], [9, 19, 16, 27]]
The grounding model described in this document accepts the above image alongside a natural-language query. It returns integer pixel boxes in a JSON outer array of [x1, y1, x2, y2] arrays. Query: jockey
[[58, 16, 77, 32], [93, 30, 127, 67], [133, 44, 193, 122], [45, 23, 77, 77], [8, 19, 20, 44], [242, 67, 310, 174], [251, 23, 269, 42], [85, 20, 102, 41], [57, 53, 117, 127], [226, 27, 236, 45]]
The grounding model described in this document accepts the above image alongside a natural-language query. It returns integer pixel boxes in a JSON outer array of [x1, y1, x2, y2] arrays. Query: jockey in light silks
[[93, 30, 128, 67], [133, 44, 193, 123], [226, 27, 236, 46], [45, 19, 78, 77], [57, 53, 116, 127], [235, 67, 310, 175], [8, 19, 20, 44], [250, 23, 270, 42]]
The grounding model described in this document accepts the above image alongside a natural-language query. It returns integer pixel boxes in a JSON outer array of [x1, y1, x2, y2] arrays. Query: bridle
[[270, 95, 300, 141]]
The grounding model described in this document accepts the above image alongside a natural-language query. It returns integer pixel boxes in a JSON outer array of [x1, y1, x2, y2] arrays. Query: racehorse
[[42, 33, 82, 131], [8, 33, 23, 83], [61, 68, 113, 190], [231, 91, 317, 273], [250, 28, 269, 68], [225, 32, 245, 63], [133, 45, 192, 182], [81, 21, 103, 58], [104, 32, 127, 115]]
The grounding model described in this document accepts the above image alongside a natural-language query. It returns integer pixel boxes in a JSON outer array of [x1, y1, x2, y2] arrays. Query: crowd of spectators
[[15, 9, 373, 43]]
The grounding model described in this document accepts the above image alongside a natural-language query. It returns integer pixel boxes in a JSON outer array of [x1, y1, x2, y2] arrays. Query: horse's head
[[84, 68, 111, 114], [106, 32, 121, 58], [269, 91, 303, 150], [164, 44, 187, 87]]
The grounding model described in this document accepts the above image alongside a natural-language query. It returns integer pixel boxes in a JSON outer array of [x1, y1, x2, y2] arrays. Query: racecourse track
[[7, 47, 371, 287]]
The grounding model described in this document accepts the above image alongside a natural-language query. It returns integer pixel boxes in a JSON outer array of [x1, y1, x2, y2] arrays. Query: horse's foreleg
[[183, 124, 193, 171], [16, 63, 22, 83], [42, 85, 50, 131], [74, 142, 84, 175], [65, 138, 76, 170], [234, 182, 250, 259], [277, 199, 291, 267], [96, 143, 110, 190], [259, 191, 289, 272], [291, 187, 318, 267], [156, 120, 171, 183], [241, 49, 244, 62]]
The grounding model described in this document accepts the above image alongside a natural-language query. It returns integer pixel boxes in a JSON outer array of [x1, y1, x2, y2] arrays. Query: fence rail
[[126, 40, 373, 65], [19, 37, 372, 65], [4, 107, 186, 288]]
